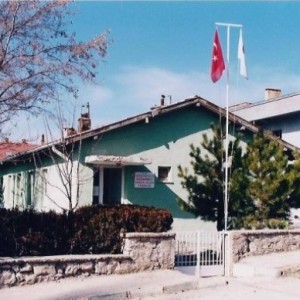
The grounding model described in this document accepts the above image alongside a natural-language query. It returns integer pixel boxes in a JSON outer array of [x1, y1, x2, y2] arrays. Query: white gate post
[[224, 231, 232, 277], [196, 231, 201, 277]]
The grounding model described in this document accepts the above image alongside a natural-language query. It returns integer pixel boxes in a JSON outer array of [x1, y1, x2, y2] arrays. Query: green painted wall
[[82, 106, 217, 156]]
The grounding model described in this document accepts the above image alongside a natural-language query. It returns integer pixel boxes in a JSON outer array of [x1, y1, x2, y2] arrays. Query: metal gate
[[175, 231, 225, 277]]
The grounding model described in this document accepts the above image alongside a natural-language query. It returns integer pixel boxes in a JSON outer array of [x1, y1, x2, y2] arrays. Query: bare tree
[[32, 104, 94, 212], [0, 0, 109, 125]]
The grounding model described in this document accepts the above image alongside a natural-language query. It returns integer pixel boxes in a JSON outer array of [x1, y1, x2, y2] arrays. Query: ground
[[0, 270, 300, 300], [142, 276, 300, 300]]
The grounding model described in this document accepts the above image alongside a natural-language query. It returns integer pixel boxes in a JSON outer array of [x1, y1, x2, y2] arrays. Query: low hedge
[[0, 205, 173, 257]]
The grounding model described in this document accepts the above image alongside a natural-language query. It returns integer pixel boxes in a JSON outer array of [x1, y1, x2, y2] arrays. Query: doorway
[[93, 167, 122, 205], [103, 168, 122, 205]]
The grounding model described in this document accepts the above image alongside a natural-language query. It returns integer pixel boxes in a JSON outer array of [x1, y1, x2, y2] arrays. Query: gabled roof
[[0, 95, 297, 164]]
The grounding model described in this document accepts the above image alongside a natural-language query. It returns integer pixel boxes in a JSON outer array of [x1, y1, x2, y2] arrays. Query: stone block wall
[[0, 232, 175, 288], [122, 232, 175, 271], [228, 230, 300, 263]]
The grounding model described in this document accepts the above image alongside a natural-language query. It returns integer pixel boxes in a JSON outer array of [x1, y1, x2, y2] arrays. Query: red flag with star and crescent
[[211, 29, 225, 83]]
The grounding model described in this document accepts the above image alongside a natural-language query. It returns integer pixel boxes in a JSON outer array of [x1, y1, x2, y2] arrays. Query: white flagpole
[[215, 22, 242, 231]]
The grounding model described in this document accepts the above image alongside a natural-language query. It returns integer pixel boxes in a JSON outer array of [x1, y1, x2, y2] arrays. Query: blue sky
[[10, 1, 300, 141]]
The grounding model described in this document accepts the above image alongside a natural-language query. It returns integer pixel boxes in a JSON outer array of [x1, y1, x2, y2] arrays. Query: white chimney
[[265, 88, 281, 101]]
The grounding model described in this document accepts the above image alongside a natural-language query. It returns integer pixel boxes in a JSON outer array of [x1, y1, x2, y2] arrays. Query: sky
[[9, 1, 300, 142]]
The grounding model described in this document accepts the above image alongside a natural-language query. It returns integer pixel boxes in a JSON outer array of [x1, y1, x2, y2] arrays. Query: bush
[[0, 205, 173, 257], [242, 215, 290, 230], [0, 208, 70, 256], [69, 205, 173, 254]]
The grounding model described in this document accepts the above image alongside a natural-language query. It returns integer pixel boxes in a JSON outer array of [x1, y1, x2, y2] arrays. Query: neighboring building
[[0, 138, 38, 160], [231, 88, 300, 224], [0, 96, 296, 231], [230, 88, 300, 147], [0, 139, 38, 208]]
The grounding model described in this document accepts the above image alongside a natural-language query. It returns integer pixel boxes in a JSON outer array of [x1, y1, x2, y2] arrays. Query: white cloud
[[78, 84, 114, 107], [5, 64, 300, 141], [65, 65, 300, 129], [115, 66, 209, 105]]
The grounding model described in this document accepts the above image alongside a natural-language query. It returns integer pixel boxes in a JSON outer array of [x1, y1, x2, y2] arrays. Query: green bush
[[0, 205, 173, 257], [242, 215, 290, 230]]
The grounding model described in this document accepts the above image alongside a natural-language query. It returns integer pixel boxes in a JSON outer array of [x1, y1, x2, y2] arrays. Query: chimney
[[78, 102, 91, 133], [65, 127, 77, 137], [41, 134, 45, 145], [265, 88, 281, 101], [21, 139, 27, 144], [160, 95, 165, 106], [4, 137, 9, 143]]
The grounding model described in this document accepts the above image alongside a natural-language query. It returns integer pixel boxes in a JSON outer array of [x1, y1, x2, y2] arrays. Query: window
[[42, 169, 48, 195], [33, 169, 48, 209], [10, 173, 24, 208], [25, 172, 33, 208], [273, 129, 282, 138], [158, 166, 172, 183]]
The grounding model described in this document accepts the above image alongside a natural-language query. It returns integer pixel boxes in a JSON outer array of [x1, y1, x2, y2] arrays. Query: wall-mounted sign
[[134, 172, 155, 188]]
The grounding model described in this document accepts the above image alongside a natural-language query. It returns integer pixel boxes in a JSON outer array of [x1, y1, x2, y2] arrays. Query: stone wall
[[228, 230, 300, 263], [0, 232, 175, 288], [122, 232, 175, 271]]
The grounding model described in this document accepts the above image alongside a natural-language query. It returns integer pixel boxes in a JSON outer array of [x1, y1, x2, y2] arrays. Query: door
[[103, 168, 122, 205]]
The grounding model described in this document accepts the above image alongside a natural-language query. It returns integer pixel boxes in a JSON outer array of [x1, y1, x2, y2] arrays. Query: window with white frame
[[158, 166, 172, 183]]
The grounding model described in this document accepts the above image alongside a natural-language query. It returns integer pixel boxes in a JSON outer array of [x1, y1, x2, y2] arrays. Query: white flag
[[238, 28, 248, 79]]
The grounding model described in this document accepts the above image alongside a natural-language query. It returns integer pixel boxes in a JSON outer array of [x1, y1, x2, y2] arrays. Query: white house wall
[[42, 161, 93, 211], [2, 161, 94, 212]]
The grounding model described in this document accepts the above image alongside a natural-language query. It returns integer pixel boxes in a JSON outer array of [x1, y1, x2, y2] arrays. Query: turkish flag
[[211, 30, 225, 83]]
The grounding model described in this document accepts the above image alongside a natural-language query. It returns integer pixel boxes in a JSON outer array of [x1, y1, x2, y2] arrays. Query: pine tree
[[286, 150, 300, 209], [177, 125, 300, 230], [178, 123, 253, 230], [243, 131, 295, 225]]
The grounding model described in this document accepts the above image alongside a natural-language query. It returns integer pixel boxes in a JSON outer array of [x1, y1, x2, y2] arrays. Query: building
[[0, 139, 38, 160], [231, 88, 300, 224], [0, 96, 296, 231], [230, 88, 300, 147]]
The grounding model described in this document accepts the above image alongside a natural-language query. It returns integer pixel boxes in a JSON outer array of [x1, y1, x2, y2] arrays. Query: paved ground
[[141, 276, 300, 300], [233, 250, 300, 277], [0, 270, 217, 300], [1, 271, 300, 300], [1, 250, 300, 300]]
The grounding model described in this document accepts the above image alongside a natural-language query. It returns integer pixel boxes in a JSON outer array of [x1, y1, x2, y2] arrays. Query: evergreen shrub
[[0, 205, 173, 257]]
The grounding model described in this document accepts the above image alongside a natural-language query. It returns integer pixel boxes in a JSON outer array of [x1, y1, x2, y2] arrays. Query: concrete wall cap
[[124, 232, 176, 238], [0, 254, 131, 266]]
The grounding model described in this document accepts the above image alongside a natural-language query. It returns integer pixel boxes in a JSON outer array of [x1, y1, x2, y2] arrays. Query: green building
[[0, 96, 295, 231]]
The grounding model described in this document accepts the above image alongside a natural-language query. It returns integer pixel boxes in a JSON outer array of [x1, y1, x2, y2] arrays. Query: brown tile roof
[[0, 140, 38, 160]]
